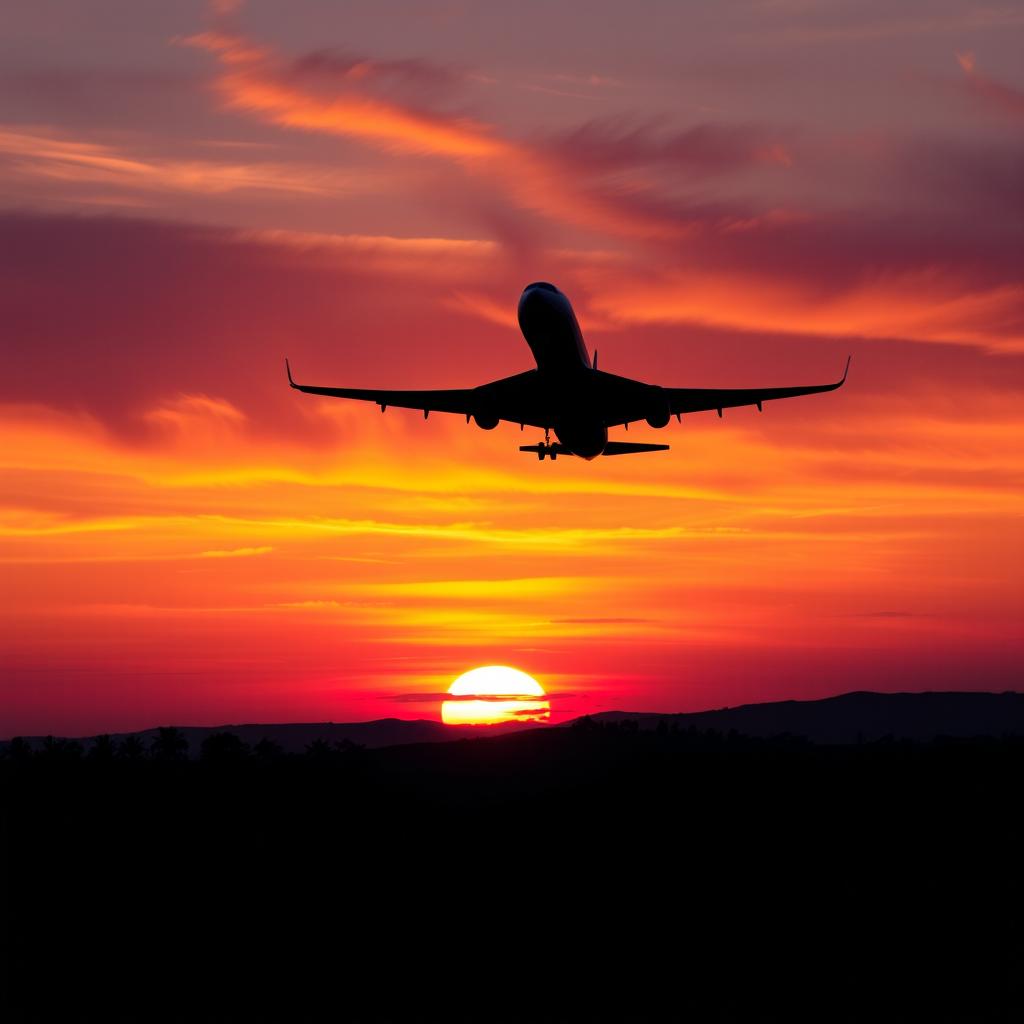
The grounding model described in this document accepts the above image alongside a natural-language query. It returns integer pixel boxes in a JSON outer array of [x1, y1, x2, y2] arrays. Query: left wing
[[286, 360, 551, 427], [287, 358, 475, 416]]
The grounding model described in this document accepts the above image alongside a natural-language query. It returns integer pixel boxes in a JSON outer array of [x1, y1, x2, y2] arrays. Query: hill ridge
[[6, 689, 1023, 753]]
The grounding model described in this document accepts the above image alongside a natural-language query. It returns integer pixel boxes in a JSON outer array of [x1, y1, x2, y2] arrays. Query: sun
[[441, 665, 550, 726], [448, 666, 545, 698]]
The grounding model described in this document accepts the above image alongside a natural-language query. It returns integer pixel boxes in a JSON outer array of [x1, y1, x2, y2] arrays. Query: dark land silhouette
[[2, 692, 1022, 1021], [589, 688, 1024, 744], [8, 689, 1024, 757]]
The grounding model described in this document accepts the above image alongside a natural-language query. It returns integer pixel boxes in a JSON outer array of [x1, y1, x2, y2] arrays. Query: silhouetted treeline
[[1, 726, 367, 766], [2, 727, 1022, 1021]]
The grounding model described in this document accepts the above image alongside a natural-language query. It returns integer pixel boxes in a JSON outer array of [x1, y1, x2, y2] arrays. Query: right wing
[[665, 357, 851, 417], [592, 357, 850, 426], [286, 361, 551, 427]]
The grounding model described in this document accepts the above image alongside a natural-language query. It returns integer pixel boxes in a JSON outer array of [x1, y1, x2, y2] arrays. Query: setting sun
[[441, 666, 550, 726]]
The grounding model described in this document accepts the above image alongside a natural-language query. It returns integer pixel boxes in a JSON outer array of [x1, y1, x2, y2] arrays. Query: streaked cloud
[[199, 546, 273, 558], [956, 52, 1024, 120], [181, 22, 696, 239], [583, 263, 1024, 352], [0, 124, 348, 198]]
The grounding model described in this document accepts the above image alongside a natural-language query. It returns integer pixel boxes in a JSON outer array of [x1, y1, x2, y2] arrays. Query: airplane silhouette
[[287, 281, 850, 461]]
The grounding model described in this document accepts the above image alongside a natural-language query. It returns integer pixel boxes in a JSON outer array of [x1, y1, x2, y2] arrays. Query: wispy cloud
[[182, 22, 692, 239], [0, 124, 346, 198], [582, 262, 1024, 352], [199, 546, 273, 558], [174, 13, 1024, 353], [392, 692, 548, 703], [956, 52, 1024, 120]]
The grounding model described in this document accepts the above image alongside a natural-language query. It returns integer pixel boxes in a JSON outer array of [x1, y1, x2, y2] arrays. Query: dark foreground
[[2, 724, 1022, 1021]]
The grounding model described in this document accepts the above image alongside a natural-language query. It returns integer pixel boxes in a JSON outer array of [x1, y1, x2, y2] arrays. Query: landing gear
[[536, 428, 557, 461], [519, 428, 562, 460]]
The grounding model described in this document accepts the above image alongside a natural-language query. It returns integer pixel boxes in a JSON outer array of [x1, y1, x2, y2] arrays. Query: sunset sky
[[2, 0, 1022, 736]]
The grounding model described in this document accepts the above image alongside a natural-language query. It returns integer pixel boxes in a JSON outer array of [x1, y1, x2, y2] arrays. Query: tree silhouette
[[200, 731, 250, 764], [303, 737, 366, 763], [116, 735, 147, 760], [7, 737, 34, 763], [150, 727, 188, 761], [39, 736, 83, 762], [88, 734, 117, 762], [254, 736, 284, 761], [304, 737, 334, 762]]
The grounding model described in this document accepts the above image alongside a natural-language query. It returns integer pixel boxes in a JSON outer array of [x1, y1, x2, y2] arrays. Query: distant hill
[[5, 690, 1022, 754], [585, 690, 1024, 744]]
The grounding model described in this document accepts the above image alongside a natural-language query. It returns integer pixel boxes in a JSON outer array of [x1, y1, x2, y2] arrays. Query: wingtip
[[841, 354, 851, 384], [285, 357, 296, 388]]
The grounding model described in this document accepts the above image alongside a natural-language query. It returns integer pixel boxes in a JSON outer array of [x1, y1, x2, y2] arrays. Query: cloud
[[547, 72, 620, 89], [392, 692, 548, 703], [856, 611, 921, 619], [199, 546, 273, 558], [552, 618, 653, 625], [182, 29, 504, 159], [182, 22, 696, 239], [0, 210, 512, 444], [956, 53, 1024, 121], [288, 49, 473, 97], [548, 118, 794, 177], [583, 262, 1024, 352], [895, 137, 1024, 226], [171, 10, 1024, 354], [753, 5, 1024, 44], [242, 227, 499, 268], [574, 200, 1024, 352], [0, 124, 345, 198], [145, 394, 247, 429]]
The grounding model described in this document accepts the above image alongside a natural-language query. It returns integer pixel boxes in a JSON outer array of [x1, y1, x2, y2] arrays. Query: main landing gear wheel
[[537, 429, 557, 461], [519, 429, 562, 460]]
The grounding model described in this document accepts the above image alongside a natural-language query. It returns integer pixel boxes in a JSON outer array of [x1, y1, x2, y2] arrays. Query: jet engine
[[645, 393, 671, 429], [474, 410, 499, 430]]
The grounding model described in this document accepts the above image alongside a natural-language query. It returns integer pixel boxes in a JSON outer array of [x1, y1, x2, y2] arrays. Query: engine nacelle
[[645, 394, 671, 429], [473, 411, 499, 430]]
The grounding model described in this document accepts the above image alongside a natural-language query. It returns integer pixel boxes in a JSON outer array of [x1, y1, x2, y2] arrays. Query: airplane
[[286, 281, 850, 461]]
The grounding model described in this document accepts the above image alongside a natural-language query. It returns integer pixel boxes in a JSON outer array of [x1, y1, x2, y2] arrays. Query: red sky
[[2, 0, 1022, 736]]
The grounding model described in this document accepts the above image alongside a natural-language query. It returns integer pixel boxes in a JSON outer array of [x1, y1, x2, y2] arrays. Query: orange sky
[[1, 1, 1022, 735]]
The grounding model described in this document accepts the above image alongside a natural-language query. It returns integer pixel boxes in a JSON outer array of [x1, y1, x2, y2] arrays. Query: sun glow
[[441, 665, 550, 726]]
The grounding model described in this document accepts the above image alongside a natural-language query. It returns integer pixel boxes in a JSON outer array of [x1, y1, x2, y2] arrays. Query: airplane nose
[[520, 281, 559, 317], [524, 281, 559, 295]]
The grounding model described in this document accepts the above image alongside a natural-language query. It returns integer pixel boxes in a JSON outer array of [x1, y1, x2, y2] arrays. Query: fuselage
[[517, 282, 607, 459]]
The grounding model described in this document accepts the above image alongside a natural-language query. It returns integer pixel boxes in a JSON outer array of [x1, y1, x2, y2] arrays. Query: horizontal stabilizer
[[519, 443, 574, 457], [601, 442, 670, 456]]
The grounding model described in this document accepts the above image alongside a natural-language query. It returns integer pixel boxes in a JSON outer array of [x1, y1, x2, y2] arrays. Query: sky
[[1, 0, 1022, 736]]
